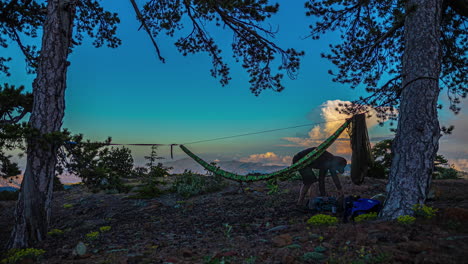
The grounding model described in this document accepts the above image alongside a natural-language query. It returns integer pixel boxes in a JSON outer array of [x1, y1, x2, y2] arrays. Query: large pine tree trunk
[[8, 0, 76, 248], [380, 0, 443, 219]]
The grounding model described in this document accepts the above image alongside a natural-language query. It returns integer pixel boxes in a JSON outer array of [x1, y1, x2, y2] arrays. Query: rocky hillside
[[1, 176, 467, 263]]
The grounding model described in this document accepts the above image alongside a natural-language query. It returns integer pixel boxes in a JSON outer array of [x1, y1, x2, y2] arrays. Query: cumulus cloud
[[280, 100, 387, 156], [240, 152, 292, 166], [451, 159, 468, 173]]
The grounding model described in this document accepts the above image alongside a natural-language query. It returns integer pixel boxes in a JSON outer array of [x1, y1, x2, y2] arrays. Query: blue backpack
[[344, 196, 382, 222]]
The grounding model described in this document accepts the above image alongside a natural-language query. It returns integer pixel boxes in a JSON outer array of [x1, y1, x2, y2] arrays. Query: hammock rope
[[179, 117, 353, 182]]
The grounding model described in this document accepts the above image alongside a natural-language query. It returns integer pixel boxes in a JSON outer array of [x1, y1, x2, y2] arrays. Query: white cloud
[[451, 158, 468, 173], [240, 152, 292, 166], [280, 100, 387, 155]]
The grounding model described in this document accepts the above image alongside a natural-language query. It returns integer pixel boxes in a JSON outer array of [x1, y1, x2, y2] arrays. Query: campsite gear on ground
[[370, 193, 386, 204], [343, 195, 382, 222], [308, 197, 339, 213]]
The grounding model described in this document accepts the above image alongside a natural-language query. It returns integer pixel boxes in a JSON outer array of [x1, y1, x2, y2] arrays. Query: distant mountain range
[[0, 186, 18, 192], [163, 158, 288, 175], [0, 159, 288, 190]]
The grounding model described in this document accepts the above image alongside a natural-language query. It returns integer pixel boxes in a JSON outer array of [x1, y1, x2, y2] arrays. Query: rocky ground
[[1, 176, 467, 264]]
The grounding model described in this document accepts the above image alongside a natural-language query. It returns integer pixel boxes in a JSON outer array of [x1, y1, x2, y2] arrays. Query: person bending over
[[292, 147, 347, 206]]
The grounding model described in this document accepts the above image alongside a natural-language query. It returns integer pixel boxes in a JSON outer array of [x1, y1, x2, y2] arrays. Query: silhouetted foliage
[[131, 145, 173, 199], [0, 0, 121, 75], [368, 138, 457, 179], [0, 190, 19, 201], [305, 0, 467, 121], [140, 0, 304, 95], [172, 170, 225, 198], [58, 135, 133, 192], [0, 84, 32, 178]]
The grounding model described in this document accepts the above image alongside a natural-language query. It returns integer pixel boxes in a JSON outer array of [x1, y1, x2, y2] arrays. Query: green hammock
[[179, 117, 352, 182]]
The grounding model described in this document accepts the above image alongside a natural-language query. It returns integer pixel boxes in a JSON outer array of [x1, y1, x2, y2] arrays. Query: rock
[[303, 252, 325, 261], [314, 245, 327, 252], [285, 244, 302, 249], [398, 241, 431, 253], [265, 225, 289, 233], [127, 253, 145, 264], [72, 241, 87, 257], [272, 234, 293, 247], [215, 251, 238, 258], [181, 248, 193, 258], [321, 242, 332, 249], [282, 255, 295, 264], [441, 207, 468, 222], [165, 257, 180, 263]]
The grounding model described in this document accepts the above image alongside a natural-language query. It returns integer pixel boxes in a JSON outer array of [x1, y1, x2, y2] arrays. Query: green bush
[[130, 146, 173, 199], [1, 248, 45, 264], [171, 170, 225, 198], [307, 214, 338, 226], [354, 212, 378, 222], [396, 215, 416, 225], [47, 228, 64, 237], [413, 204, 438, 219], [58, 135, 134, 193], [99, 226, 111, 232], [85, 231, 100, 241]]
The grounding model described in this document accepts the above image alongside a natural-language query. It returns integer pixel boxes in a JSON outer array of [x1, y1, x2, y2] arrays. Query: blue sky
[[3, 0, 467, 171]]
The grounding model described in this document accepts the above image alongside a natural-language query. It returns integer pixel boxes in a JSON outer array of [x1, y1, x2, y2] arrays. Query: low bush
[[99, 226, 111, 232], [85, 231, 100, 241], [354, 212, 378, 222], [396, 215, 416, 225], [1, 248, 45, 264], [171, 170, 226, 198], [413, 204, 438, 219], [47, 228, 64, 237], [307, 214, 338, 226]]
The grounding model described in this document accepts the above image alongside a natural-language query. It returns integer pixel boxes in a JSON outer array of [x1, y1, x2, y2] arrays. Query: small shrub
[[99, 226, 111, 232], [396, 215, 416, 225], [223, 223, 233, 239], [58, 135, 134, 193], [354, 212, 378, 222], [47, 228, 64, 237], [85, 231, 100, 240], [131, 146, 173, 199], [171, 170, 225, 198], [63, 203, 73, 208], [413, 204, 438, 219], [307, 214, 338, 226], [1, 248, 45, 264], [266, 179, 279, 195]]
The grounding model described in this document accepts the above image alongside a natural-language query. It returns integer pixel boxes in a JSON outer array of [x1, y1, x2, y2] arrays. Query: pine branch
[[129, 0, 165, 63]]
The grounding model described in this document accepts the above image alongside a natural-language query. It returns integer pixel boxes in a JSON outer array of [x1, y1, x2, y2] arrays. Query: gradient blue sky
[[4, 0, 467, 171]]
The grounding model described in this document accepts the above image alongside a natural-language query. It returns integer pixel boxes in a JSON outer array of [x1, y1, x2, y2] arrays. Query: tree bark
[[8, 0, 76, 248], [380, 0, 443, 219]]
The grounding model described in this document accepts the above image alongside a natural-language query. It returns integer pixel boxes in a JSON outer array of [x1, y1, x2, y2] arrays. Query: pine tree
[[305, 0, 467, 218]]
